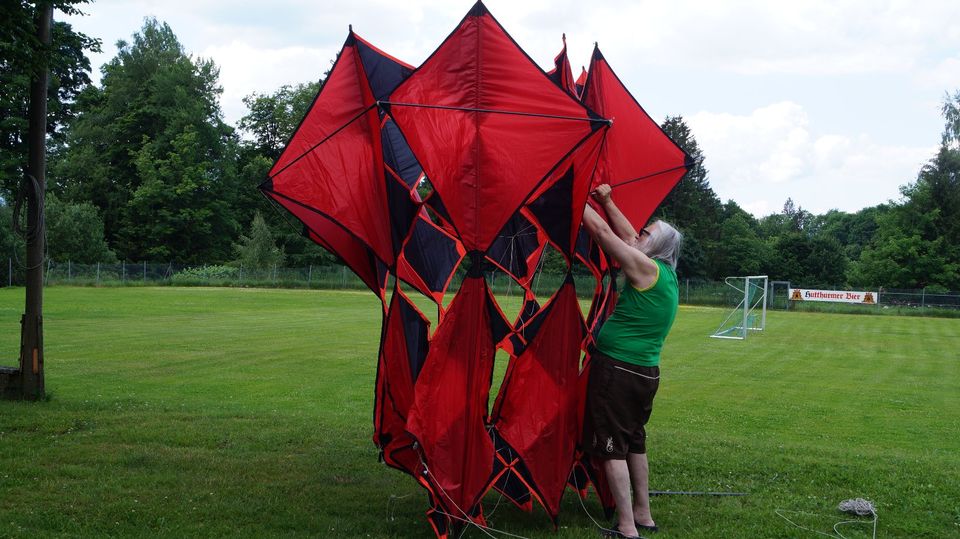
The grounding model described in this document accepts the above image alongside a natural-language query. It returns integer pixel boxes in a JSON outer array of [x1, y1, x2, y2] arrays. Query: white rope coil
[[837, 498, 876, 516]]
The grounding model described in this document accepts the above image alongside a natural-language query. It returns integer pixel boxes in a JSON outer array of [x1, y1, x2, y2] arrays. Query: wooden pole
[[14, 3, 53, 401]]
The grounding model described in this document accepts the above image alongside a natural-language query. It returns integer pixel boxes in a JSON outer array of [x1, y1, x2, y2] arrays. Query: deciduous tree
[[51, 18, 238, 262]]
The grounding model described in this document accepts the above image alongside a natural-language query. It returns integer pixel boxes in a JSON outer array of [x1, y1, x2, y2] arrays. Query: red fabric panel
[[268, 42, 394, 265], [547, 36, 578, 97], [575, 66, 588, 96], [492, 282, 585, 519], [266, 191, 385, 297], [582, 48, 688, 230], [406, 276, 496, 517], [374, 289, 428, 476], [388, 9, 597, 250]]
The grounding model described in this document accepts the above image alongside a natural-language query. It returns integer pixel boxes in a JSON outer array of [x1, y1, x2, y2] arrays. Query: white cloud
[[61, 0, 957, 215], [689, 102, 935, 216], [202, 42, 338, 125]]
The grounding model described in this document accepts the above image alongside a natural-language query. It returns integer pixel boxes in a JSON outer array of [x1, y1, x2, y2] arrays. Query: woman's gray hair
[[643, 220, 683, 270]]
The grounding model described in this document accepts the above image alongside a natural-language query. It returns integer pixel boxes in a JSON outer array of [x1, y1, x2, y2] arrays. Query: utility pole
[[2, 3, 52, 401]]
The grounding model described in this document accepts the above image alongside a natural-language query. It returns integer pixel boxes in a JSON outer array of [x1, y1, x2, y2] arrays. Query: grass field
[[1, 287, 958, 538]]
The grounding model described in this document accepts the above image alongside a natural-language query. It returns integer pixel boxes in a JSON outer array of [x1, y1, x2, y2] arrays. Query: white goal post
[[710, 275, 768, 340]]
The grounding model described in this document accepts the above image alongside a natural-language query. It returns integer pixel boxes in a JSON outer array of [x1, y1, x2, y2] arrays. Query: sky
[[62, 0, 960, 217]]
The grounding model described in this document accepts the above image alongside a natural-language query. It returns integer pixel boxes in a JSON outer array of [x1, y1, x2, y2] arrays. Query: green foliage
[[123, 125, 239, 263], [848, 232, 955, 288], [239, 82, 320, 160], [234, 211, 284, 270], [50, 18, 238, 262], [942, 89, 960, 146], [170, 264, 238, 284], [809, 206, 887, 260], [0, 0, 100, 197], [711, 209, 769, 277], [848, 117, 960, 289], [45, 192, 116, 263]]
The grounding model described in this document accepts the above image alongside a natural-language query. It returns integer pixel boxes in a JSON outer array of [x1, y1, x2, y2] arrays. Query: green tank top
[[596, 259, 678, 366]]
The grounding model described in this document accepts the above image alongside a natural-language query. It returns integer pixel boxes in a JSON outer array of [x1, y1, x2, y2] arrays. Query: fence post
[[308, 265, 312, 288], [273, 263, 277, 284], [96, 262, 100, 285], [122, 260, 126, 283], [9, 257, 12, 287], [239, 263, 243, 285], [143, 261, 147, 281], [921, 287, 926, 309], [68, 260, 71, 281], [341, 265, 346, 288]]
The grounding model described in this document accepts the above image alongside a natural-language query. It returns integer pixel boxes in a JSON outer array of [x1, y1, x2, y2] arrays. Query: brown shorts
[[581, 350, 660, 459]]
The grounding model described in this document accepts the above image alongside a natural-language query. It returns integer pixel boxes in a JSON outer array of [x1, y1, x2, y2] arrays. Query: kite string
[[569, 465, 623, 537], [385, 493, 413, 523], [418, 455, 528, 539], [775, 500, 878, 539]]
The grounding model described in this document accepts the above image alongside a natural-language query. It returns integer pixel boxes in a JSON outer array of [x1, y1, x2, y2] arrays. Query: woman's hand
[[591, 184, 612, 205]]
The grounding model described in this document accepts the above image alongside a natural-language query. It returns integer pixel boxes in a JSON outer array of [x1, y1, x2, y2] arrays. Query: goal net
[[710, 275, 768, 340]]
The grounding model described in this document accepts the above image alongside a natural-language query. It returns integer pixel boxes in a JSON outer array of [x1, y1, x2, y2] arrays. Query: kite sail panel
[[385, 3, 606, 251], [547, 34, 579, 98], [581, 44, 691, 230]]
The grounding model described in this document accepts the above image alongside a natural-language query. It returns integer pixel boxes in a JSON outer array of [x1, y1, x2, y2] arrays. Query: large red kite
[[261, 2, 688, 535]]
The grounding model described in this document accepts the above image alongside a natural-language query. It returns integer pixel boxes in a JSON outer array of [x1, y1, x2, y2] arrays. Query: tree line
[[3, 6, 959, 290]]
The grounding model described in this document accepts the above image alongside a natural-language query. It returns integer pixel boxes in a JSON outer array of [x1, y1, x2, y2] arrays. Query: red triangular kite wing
[[581, 46, 690, 230], [264, 34, 394, 266], [546, 34, 578, 98]]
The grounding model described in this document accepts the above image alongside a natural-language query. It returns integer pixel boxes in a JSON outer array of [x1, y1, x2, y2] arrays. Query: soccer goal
[[710, 275, 768, 340]]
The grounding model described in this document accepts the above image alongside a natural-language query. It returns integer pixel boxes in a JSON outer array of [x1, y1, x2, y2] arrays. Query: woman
[[581, 184, 682, 539]]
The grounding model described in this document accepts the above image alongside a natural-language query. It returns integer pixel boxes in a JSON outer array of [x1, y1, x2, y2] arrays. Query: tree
[[0, 201, 24, 284], [712, 202, 770, 278], [0, 1, 100, 198], [236, 81, 336, 266], [238, 82, 320, 161], [810, 206, 888, 262], [656, 116, 723, 279], [942, 90, 960, 146], [51, 18, 239, 263], [847, 91, 960, 289], [234, 211, 284, 269], [45, 192, 116, 263]]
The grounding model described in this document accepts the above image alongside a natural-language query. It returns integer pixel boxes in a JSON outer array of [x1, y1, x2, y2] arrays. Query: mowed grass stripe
[[1, 287, 958, 538]]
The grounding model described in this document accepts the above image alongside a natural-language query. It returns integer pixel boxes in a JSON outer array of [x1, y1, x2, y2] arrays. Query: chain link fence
[[4, 259, 960, 313]]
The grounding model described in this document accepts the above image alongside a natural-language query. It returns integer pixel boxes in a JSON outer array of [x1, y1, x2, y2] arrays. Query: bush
[[171, 265, 239, 285]]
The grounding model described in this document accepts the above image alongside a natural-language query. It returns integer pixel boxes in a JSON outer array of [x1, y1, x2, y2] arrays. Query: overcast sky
[[63, 0, 960, 217]]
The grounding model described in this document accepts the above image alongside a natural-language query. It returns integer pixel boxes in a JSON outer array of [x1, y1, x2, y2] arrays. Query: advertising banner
[[789, 288, 878, 304]]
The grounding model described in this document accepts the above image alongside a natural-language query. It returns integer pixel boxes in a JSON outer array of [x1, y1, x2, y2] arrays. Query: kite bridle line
[[489, 219, 539, 297], [416, 453, 529, 539], [378, 100, 613, 125]]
